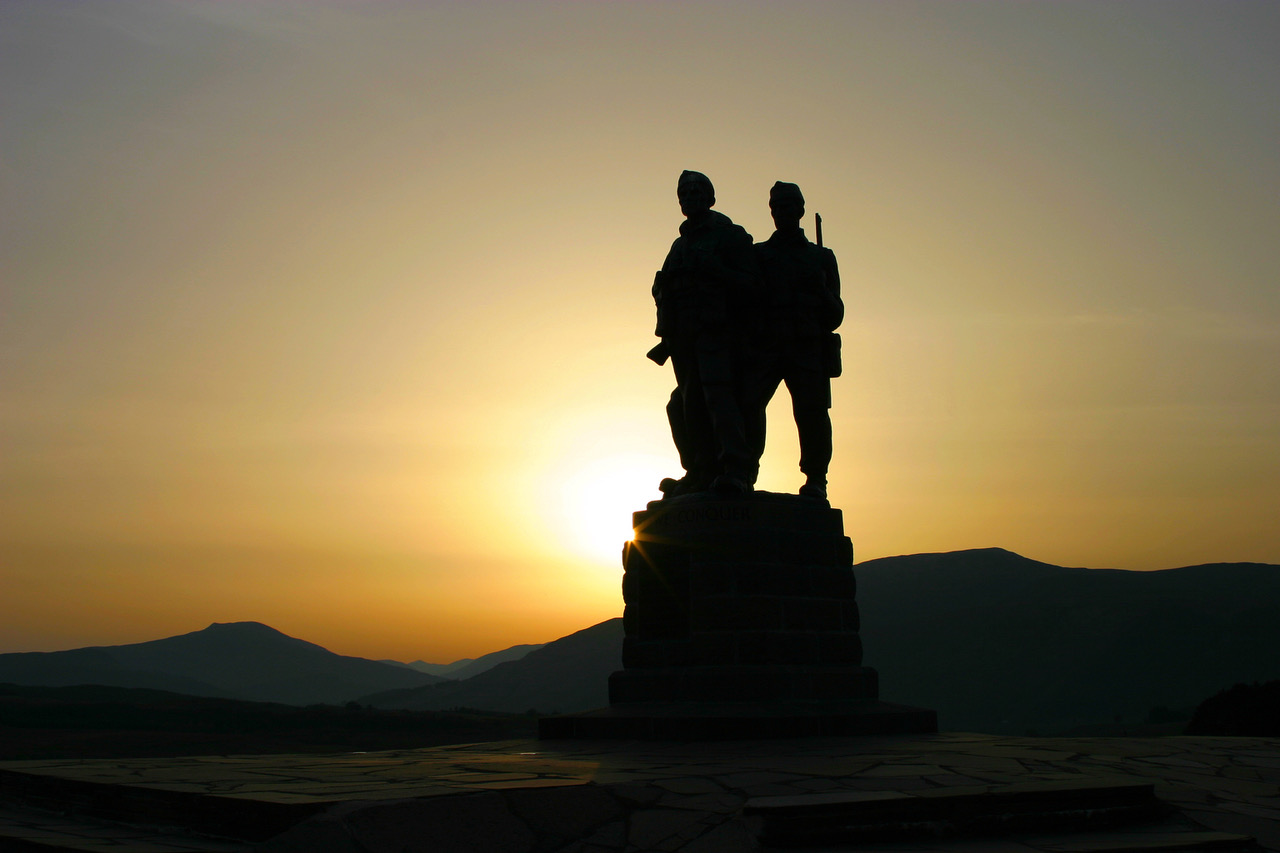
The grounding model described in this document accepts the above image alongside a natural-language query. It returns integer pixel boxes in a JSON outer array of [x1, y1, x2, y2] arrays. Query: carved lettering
[[672, 505, 751, 525]]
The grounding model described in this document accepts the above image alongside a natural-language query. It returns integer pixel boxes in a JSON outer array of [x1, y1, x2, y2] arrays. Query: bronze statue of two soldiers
[[652, 171, 843, 500]]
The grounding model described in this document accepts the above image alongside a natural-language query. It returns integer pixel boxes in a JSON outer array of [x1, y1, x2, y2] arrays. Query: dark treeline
[[1186, 680, 1280, 737], [0, 683, 536, 759]]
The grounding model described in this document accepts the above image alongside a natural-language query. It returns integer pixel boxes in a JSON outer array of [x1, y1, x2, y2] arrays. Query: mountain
[[360, 620, 623, 714], [366, 549, 1280, 734], [854, 548, 1280, 733], [7, 550, 1276, 731], [384, 643, 545, 679], [0, 622, 445, 706]]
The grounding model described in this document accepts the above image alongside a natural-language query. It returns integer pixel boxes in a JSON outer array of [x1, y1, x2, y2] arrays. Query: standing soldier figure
[[748, 181, 844, 499], [652, 170, 760, 496]]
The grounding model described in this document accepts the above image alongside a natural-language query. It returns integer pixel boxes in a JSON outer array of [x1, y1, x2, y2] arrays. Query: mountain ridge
[[0, 621, 445, 706], [3, 550, 1277, 733]]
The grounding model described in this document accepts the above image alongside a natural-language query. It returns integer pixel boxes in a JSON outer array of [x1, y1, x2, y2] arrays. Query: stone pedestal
[[539, 493, 936, 739]]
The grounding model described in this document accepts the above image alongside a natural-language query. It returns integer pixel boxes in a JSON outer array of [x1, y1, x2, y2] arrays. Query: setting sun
[[557, 453, 669, 566]]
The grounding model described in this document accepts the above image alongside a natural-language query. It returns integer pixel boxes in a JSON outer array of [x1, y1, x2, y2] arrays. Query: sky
[[3, 1, 1278, 663]]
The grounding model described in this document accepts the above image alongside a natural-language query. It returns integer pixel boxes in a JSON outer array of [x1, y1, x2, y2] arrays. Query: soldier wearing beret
[[747, 181, 844, 499], [652, 171, 760, 496]]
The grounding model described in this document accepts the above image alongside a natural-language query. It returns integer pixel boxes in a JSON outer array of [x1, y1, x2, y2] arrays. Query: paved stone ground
[[0, 733, 1276, 851]]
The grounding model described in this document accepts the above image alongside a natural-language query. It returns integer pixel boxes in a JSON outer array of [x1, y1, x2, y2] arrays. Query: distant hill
[[366, 549, 1280, 733], [0, 683, 535, 759], [360, 620, 623, 714], [384, 643, 545, 680], [7, 550, 1277, 733], [0, 622, 445, 706], [854, 548, 1280, 733]]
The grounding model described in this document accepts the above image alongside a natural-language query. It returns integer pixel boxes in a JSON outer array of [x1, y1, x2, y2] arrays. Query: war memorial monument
[[1, 174, 1271, 852], [540, 173, 937, 739]]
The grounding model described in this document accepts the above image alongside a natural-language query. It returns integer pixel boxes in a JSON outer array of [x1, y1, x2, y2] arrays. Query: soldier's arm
[[721, 226, 763, 292]]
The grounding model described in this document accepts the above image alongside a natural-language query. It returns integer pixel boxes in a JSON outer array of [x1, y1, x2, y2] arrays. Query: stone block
[[689, 596, 782, 632], [737, 631, 822, 665], [818, 632, 863, 665], [840, 600, 861, 632], [782, 598, 843, 631], [610, 665, 879, 704], [806, 667, 879, 701], [692, 666, 784, 702], [623, 602, 688, 641], [689, 632, 738, 665], [802, 565, 857, 599], [688, 561, 736, 598], [634, 495, 845, 542], [623, 540, 688, 581], [733, 563, 795, 597], [623, 637, 689, 668], [783, 532, 840, 566]]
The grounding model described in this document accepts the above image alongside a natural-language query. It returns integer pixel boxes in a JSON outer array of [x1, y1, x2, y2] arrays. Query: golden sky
[[3, 1, 1278, 662]]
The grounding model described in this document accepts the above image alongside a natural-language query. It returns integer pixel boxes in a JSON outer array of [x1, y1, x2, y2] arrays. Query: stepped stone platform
[[545, 493, 937, 739], [0, 733, 1276, 851]]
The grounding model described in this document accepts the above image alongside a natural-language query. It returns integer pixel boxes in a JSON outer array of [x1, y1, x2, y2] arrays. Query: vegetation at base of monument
[[1185, 680, 1280, 736], [0, 683, 536, 759]]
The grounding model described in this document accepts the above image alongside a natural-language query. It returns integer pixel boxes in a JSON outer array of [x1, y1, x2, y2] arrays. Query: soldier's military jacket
[[754, 227, 842, 345], [654, 210, 757, 344]]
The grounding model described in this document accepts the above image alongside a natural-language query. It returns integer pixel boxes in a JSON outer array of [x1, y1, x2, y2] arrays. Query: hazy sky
[[3, 1, 1278, 662]]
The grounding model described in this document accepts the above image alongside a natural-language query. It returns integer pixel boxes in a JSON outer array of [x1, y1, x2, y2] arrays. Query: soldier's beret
[[678, 170, 714, 191], [770, 181, 804, 203]]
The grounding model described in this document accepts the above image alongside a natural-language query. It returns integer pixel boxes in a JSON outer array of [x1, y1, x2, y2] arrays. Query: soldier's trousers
[[667, 336, 755, 486], [744, 345, 833, 481]]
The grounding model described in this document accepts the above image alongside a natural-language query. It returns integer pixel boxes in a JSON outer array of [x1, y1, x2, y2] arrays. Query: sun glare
[[558, 452, 669, 566]]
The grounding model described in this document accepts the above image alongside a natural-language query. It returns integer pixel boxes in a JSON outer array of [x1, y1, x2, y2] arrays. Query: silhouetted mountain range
[[4, 551, 1277, 734], [854, 548, 1280, 733], [382, 644, 544, 680], [0, 622, 445, 706], [363, 549, 1280, 734], [360, 620, 622, 714]]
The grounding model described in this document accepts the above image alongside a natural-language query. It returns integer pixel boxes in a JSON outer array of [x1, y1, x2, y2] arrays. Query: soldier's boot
[[799, 474, 827, 500], [710, 473, 752, 497], [659, 471, 714, 498]]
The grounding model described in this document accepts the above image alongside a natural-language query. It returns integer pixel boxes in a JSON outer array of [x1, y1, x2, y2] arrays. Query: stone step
[[1014, 828, 1260, 852], [540, 698, 937, 740], [0, 801, 248, 852], [786, 827, 1261, 852], [745, 778, 1173, 847], [0, 767, 320, 844]]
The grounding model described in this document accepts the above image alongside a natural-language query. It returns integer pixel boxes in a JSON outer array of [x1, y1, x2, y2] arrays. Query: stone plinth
[[540, 492, 936, 739], [610, 493, 873, 706]]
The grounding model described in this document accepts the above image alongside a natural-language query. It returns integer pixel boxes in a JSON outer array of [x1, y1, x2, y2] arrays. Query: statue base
[[539, 492, 936, 740], [539, 699, 937, 740]]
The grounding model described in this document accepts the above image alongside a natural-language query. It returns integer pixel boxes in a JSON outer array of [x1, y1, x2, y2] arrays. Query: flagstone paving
[[0, 733, 1275, 851]]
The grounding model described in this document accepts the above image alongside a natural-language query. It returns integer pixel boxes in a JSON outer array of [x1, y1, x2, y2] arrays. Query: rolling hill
[[6, 550, 1278, 734], [0, 621, 444, 706], [854, 548, 1280, 733], [360, 620, 623, 714], [365, 549, 1280, 733]]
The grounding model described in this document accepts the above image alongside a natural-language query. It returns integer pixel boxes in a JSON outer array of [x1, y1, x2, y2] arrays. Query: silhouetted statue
[[651, 171, 759, 497], [746, 181, 843, 499]]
